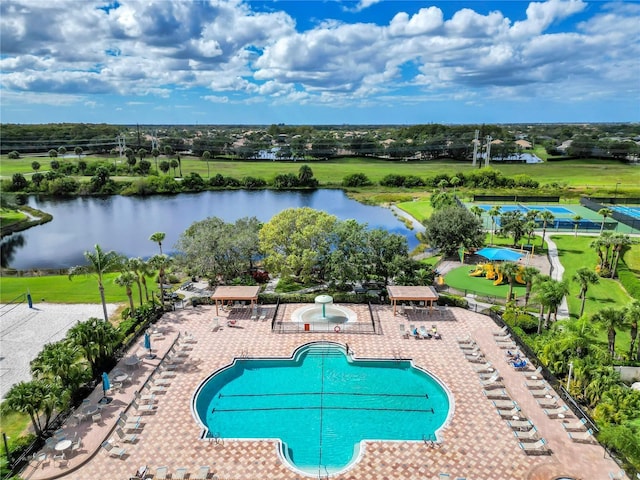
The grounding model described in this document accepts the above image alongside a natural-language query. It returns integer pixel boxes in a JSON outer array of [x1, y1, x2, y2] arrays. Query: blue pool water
[[192, 342, 451, 476]]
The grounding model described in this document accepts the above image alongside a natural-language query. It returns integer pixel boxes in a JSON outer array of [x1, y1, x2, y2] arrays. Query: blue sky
[[1, 0, 638, 125]]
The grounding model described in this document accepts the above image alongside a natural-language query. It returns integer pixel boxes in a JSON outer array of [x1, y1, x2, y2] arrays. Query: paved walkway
[[20, 305, 625, 480]]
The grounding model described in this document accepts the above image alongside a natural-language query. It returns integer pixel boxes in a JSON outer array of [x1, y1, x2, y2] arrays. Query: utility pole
[[472, 129, 479, 167], [484, 135, 492, 167]]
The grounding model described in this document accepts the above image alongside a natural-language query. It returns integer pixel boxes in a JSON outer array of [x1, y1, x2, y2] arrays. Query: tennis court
[[612, 205, 640, 220], [476, 204, 574, 215]]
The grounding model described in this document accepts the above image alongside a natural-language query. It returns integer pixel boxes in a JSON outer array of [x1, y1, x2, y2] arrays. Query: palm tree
[[572, 266, 600, 319], [609, 234, 637, 278], [30, 341, 90, 392], [151, 147, 160, 173], [539, 210, 555, 247], [69, 244, 124, 321], [67, 317, 121, 377], [150, 232, 166, 254], [149, 254, 173, 305], [125, 257, 148, 305], [202, 150, 211, 178], [598, 207, 614, 234], [469, 205, 484, 219], [488, 206, 501, 245], [520, 266, 540, 306], [115, 271, 137, 313], [625, 301, 639, 361], [498, 261, 520, 301], [533, 277, 569, 331], [3, 381, 58, 436], [572, 215, 582, 237], [593, 306, 626, 358]]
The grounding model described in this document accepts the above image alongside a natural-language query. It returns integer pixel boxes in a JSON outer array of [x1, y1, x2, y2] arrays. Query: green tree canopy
[[259, 207, 337, 282], [423, 206, 484, 257]]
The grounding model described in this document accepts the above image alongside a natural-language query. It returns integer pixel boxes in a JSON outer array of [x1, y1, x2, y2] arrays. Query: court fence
[[581, 196, 640, 231], [473, 195, 560, 203]]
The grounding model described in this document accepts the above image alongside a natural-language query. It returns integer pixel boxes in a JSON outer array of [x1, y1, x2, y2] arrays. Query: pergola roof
[[387, 286, 439, 301], [211, 286, 260, 302]]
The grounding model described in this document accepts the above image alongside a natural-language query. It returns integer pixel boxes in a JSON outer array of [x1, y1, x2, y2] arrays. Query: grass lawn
[[3, 156, 640, 192], [444, 265, 527, 299], [396, 199, 433, 223], [623, 243, 640, 272], [0, 208, 27, 229], [0, 273, 157, 304], [486, 232, 548, 254], [552, 235, 633, 356]]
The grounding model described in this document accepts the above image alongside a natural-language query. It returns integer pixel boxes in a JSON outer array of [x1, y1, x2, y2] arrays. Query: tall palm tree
[[609, 234, 637, 279], [625, 301, 639, 361], [151, 147, 160, 173], [69, 244, 124, 321], [3, 380, 61, 436], [202, 150, 211, 178], [469, 205, 484, 223], [498, 261, 520, 301], [598, 207, 614, 234], [539, 210, 555, 247], [572, 215, 582, 237], [150, 231, 166, 255], [125, 257, 148, 305], [593, 307, 626, 358], [67, 317, 121, 377], [488, 206, 501, 245], [572, 266, 600, 320], [149, 254, 173, 305], [115, 271, 137, 314], [520, 266, 540, 306], [533, 277, 569, 331]]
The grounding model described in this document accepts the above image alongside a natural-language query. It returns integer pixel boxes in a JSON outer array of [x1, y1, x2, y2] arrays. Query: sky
[[1, 0, 639, 125]]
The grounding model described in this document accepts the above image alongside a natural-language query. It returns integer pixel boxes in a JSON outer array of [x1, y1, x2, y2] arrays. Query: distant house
[[515, 139, 532, 149]]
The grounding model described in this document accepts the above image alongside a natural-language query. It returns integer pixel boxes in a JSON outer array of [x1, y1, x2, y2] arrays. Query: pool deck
[[20, 304, 625, 480]]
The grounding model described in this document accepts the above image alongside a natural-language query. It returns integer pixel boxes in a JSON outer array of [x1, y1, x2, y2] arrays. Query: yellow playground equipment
[[469, 263, 528, 286]]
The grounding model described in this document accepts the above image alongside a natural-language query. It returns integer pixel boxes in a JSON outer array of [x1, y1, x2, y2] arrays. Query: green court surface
[[465, 202, 640, 234]]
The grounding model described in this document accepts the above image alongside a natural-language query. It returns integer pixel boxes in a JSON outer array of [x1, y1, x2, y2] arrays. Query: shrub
[[7, 150, 20, 159], [342, 173, 372, 187], [437, 293, 468, 308]]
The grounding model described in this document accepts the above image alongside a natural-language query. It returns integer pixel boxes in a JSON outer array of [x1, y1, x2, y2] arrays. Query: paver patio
[[20, 304, 625, 480]]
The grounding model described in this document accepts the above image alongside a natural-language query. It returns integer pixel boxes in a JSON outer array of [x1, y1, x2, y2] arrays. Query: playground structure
[[469, 263, 526, 286]]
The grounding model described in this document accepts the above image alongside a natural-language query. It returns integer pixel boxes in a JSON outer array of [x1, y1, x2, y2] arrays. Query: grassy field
[[395, 199, 433, 223], [0, 273, 157, 304], [444, 265, 527, 298], [3, 155, 639, 192], [551, 235, 633, 317], [0, 208, 27, 228]]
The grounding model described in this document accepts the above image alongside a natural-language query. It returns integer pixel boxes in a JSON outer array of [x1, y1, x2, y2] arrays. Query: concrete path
[[542, 234, 570, 320]]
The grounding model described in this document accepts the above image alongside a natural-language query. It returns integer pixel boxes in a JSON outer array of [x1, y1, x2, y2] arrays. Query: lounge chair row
[[151, 465, 214, 479], [400, 323, 442, 339]]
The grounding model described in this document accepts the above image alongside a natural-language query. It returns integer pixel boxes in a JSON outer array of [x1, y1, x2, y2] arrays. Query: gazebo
[[387, 286, 439, 316], [211, 286, 261, 315]]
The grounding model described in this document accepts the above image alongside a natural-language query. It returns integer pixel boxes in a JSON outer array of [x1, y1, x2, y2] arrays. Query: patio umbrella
[[144, 332, 155, 359], [475, 247, 524, 262], [100, 372, 112, 404]]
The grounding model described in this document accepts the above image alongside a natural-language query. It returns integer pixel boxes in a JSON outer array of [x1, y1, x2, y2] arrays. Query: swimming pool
[[192, 342, 452, 477]]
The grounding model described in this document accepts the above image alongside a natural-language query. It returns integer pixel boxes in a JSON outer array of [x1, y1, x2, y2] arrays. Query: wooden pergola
[[211, 286, 260, 315], [387, 286, 439, 316]]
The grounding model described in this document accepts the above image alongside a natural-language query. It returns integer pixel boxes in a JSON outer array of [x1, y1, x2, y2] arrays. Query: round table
[[55, 439, 72, 452], [82, 405, 98, 416], [115, 374, 129, 383], [125, 356, 140, 368]]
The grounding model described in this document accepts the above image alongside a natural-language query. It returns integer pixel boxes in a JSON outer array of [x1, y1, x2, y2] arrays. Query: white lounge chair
[[492, 399, 517, 410], [117, 418, 142, 432], [115, 428, 137, 443], [519, 438, 549, 455], [543, 405, 569, 418], [568, 429, 595, 443], [535, 396, 560, 408], [493, 325, 508, 336], [399, 324, 409, 339], [525, 379, 548, 390], [507, 419, 534, 431], [513, 427, 539, 442], [153, 466, 169, 479], [561, 418, 588, 432], [472, 362, 493, 374], [497, 406, 521, 418], [173, 467, 188, 479], [192, 466, 210, 480], [131, 400, 157, 413], [531, 387, 554, 398], [483, 389, 510, 400], [479, 373, 503, 389], [101, 441, 126, 458]]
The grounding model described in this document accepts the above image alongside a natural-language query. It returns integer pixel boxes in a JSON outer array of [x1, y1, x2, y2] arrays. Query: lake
[[2, 190, 421, 270]]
